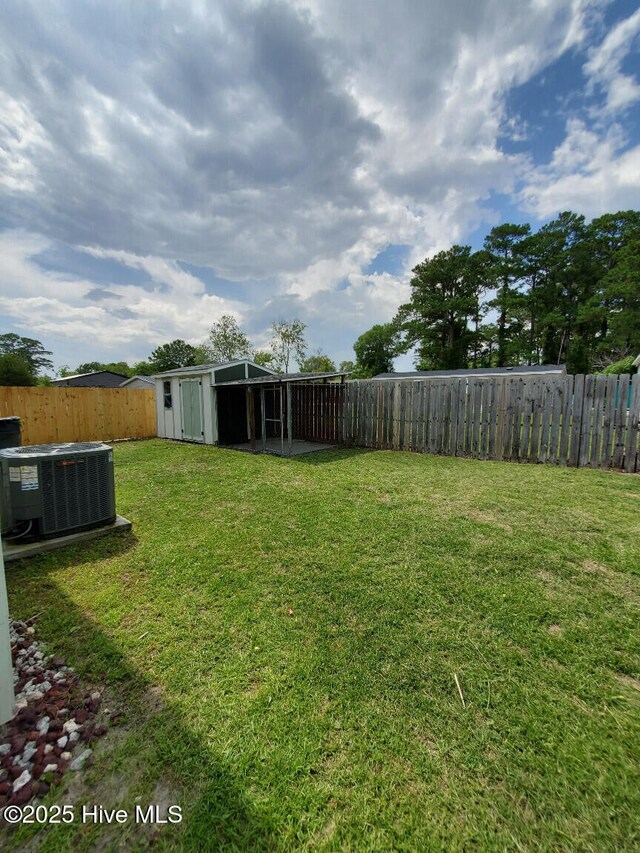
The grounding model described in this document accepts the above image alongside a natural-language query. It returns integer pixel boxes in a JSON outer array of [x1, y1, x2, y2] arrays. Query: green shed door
[[181, 379, 204, 441]]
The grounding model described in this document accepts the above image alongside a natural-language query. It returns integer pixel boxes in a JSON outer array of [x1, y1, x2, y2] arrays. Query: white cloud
[[519, 117, 640, 220], [584, 7, 640, 113], [0, 96, 52, 193]]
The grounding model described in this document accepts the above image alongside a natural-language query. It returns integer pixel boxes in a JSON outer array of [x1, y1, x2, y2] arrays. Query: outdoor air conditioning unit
[[0, 442, 115, 539]]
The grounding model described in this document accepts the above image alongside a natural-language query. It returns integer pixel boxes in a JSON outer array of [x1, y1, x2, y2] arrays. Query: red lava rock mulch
[[0, 618, 109, 810]]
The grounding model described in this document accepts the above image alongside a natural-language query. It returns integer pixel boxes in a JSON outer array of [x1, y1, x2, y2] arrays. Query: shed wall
[[156, 373, 217, 443], [214, 364, 247, 384], [155, 376, 182, 439], [247, 364, 274, 378]]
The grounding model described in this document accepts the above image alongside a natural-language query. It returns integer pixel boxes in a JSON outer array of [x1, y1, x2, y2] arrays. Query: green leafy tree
[[299, 351, 336, 373], [395, 246, 484, 370], [131, 360, 156, 376], [352, 324, 399, 377], [270, 319, 307, 372], [0, 333, 53, 375], [589, 211, 640, 276], [252, 350, 276, 368], [190, 344, 214, 365], [75, 361, 133, 377], [207, 315, 252, 362], [483, 224, 531, 366], [0, 354, 37, 386], [75, 361, 107, 374], [603, 355, 637, 375], [547, 213, 598, 371], [473, 322, 499, 368], [586, 211, 640, 360], [516, 226, 562, 364], [600, 236, 640, 354], [148, 340, 199, 372], [339, 359, 355, 374]]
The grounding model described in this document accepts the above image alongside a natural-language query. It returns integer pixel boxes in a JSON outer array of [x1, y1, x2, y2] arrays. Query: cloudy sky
[[1, 0, 639, 373]]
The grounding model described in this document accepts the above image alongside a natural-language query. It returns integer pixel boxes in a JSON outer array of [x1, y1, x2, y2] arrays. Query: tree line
[[352, 209, 640, 377]]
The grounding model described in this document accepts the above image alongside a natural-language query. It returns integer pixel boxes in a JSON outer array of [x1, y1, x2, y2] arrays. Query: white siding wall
[[201, 382, 214, 444], [156, 371, 217, 443], [210, 388, 218, 444], [155, 377, 182, 439]]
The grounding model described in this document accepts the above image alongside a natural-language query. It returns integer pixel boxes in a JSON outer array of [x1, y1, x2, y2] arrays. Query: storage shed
[[154, 360, 277, 445], [154, 361, 347, 455]]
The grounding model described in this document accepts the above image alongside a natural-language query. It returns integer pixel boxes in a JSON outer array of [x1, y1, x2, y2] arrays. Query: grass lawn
[[3, 439, 640, 851]]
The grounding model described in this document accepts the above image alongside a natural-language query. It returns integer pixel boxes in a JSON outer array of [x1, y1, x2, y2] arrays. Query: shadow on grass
[[288, 446, 374, 465], [4, 529, 138, 576], [4, 537, 276, 851]]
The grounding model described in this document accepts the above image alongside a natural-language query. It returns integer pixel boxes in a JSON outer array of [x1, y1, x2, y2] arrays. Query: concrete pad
[[222, 438, 336, 456], [2, 516, 132, 563]]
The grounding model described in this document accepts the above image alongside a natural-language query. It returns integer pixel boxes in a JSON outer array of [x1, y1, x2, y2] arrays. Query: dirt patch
[[536, 570, 577, 604], [582, 559, 614, 577], [460, 508, 513, 533], [142, 685, 165, 716], [616, 673, 640, 692], [547, 624, 563, 636], [579, 560, 640, 606], [415, 732, 439, 755], [314, 817, 337, 846]]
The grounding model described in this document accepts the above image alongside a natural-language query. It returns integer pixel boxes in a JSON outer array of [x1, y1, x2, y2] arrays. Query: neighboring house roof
[[120, 375, 155, 388], [152, 359, 278, 378], [373, 365, 567, 379], [51, 370, 129, 387]]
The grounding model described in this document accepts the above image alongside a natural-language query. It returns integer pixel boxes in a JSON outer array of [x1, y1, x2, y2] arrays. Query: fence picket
[[590, 375, 606, 467], [578, 374, 595, 467], [613, 375, 630, 469], [548, 378, 563, 464], [625, 374, 640, 473], [568, 375, 584, 466], [539, 380, 552, 464], [511, 378, 524, 461]]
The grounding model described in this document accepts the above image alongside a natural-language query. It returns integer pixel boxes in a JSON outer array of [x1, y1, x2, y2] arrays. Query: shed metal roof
[[214, 371, 348, 387], [373, 365, 566, 379], [153, 359, 278, 378]]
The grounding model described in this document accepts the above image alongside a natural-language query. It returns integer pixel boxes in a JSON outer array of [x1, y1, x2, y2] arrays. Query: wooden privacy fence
[[296, 375, 640, 473], [0, 386, 157, 445], [291, 383, 345, 444]]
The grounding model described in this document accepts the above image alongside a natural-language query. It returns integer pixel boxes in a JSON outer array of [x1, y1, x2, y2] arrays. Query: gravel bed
[[0, 618, 109, 808]]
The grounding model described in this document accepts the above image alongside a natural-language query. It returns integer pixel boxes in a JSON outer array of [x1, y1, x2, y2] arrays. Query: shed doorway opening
[[217, 386, 259, 445], [213, 372, 348, 456]]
